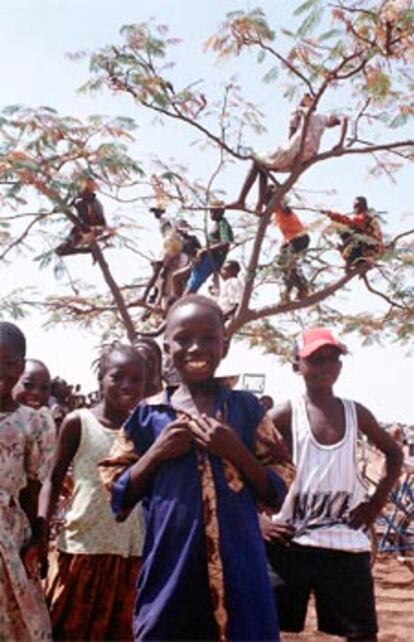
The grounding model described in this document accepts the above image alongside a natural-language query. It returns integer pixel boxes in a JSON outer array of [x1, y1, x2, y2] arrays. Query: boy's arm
[[349, 403, 403, 529], [269, 401, 293, 457], [253, 413, 295, 508]]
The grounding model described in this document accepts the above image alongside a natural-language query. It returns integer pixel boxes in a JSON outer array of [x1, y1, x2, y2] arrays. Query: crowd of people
[[0, 92, 395, 642], [0, 306, 404, 642]]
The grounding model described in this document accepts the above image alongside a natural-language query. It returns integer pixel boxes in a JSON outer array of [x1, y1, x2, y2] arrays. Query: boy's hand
[[154, 419, 193, 462], [259, 514, 295, 545], [189, 412, 239, 459], [348, 499, 382, 529]]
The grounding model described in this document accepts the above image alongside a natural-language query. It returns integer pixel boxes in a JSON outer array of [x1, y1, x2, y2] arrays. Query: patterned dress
[[0, 405, 55, 642], [100, 384, 295, 642]]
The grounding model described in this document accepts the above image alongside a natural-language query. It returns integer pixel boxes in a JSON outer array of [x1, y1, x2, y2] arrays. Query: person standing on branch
[[184, 205, 234, 294], [227, 94, 347, 213], [270, 194, 310, 302]]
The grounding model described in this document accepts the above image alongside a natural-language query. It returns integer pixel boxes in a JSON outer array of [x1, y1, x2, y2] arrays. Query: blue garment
[[186, 252, 225, 293], [112, 386, 284, 641]]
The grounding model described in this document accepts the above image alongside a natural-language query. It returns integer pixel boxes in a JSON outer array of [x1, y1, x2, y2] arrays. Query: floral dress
[[0, 405, 55, 641]]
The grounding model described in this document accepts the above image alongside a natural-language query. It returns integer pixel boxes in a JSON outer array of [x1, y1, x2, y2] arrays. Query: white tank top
[[58, 408, 145, 557], [276, 396, 370, 552]]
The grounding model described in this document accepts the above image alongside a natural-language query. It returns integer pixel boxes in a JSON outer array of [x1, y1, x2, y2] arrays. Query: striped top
[[276, 396, 370, 552]]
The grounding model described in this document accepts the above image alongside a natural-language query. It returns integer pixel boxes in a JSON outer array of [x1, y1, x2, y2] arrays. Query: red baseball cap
[[295, 327, 347, 358]]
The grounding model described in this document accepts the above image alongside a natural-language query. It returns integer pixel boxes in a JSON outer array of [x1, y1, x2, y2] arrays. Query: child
[[323, 196, 384, 272], [134, 337, 163, 396], [99, 295, 294, 642], [39, 343, 147, 641], [263, 327, 403, 642], [227, 94, 347, 212], [13, 358, 51, 410], [270, 197, 310, 301], [184, 206, 234, 294], [215, 260, 243, 317], [0, 322, 54, 641]]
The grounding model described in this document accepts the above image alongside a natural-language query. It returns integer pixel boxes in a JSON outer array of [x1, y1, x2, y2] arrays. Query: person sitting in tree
[[227, 94, 347, 213], [55, 180, 108, 256], [322, 196, 384, 272]]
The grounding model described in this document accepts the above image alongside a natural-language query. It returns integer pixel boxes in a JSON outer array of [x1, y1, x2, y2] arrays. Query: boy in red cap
[[261, 327, 402, 642]]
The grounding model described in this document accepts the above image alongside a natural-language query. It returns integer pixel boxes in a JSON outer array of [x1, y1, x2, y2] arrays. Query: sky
[[1, 0, 413, 423]]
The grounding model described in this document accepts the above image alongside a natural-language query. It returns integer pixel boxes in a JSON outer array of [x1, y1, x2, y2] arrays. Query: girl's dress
[[0, 405, 55, 642], [46, 408, 145, 641]]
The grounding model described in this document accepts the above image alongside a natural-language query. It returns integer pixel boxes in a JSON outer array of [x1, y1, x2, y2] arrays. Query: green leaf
[[294, 0, 319, 17]]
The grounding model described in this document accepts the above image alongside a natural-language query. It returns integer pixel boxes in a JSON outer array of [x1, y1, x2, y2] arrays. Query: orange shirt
[[273, 207, 305, 242]]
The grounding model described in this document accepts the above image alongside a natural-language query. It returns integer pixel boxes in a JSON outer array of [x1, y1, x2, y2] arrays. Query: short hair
[[224, 260, 241, 275], [354, 196, 368, 210], [165, 294, 224, 333], [0, 322, 26, 358], [25, 358, 50, 378], [96, 342, 146, 381]]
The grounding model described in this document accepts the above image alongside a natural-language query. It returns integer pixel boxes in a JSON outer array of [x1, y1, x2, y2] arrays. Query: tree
[[1, 1, 414, 354]]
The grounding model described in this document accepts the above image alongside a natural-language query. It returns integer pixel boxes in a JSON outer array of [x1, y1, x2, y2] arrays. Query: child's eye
[[23, 381, 36, 390]]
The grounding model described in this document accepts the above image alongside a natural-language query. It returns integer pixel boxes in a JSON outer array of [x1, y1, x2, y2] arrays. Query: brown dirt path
[[282, 554, 414, 641]]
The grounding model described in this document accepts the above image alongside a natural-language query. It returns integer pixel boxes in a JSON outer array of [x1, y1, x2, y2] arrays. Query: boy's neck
[[305, 386, 336, 406], [178, 379, 218, 416]]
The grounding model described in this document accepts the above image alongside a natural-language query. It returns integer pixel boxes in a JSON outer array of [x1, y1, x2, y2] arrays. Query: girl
[[0, 322, 54, 641], [100, 295, 295, 642], [39, 343, 147, 641], [13, 358, 52, 411]]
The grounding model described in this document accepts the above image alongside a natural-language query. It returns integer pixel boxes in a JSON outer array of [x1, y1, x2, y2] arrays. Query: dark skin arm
[[349, 403, 403, 529], [19, 479, 43, 578], [37, 412, 81, 573], [259, 402, 295, 545], [122, 419, 193, 509]]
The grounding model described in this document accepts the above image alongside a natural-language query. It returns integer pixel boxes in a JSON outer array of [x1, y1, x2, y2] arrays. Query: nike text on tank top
[[276, 396, 371, 552]]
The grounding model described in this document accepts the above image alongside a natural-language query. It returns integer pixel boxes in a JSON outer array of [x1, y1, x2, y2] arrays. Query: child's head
[[259, 394, 274, 412], [164, 295, 227, 385], [97, 343, 147, 413], [353, 196, 368, 214], [134, 337, 163, 396], [293, 327, 347, 390], [210, 203, 225, 221], [220, 260, 240, 280], [300, 93, 314, 109], [14, 358, 51, 409], [0, 322, 26, 404]]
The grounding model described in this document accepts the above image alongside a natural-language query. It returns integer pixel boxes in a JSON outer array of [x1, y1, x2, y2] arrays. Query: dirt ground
[[281, 553, 414, 641]]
